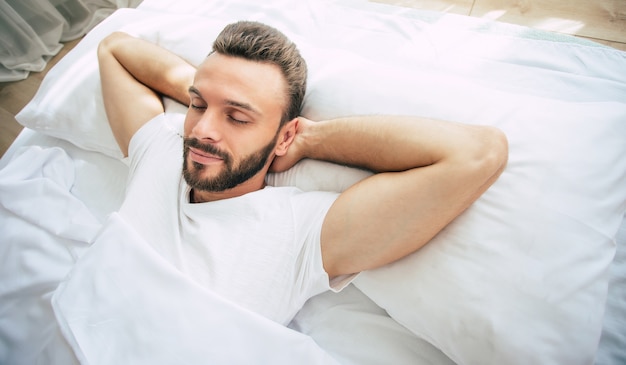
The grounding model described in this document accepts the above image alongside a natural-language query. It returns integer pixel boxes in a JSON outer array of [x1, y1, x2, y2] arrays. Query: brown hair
[[212, 21, 307, 126]]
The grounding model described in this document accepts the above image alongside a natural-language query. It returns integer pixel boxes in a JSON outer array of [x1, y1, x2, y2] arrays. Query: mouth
[[188, 147, 224, 165]]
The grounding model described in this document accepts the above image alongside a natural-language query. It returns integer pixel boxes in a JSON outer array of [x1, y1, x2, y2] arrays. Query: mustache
[[183, 137, 231, 163]]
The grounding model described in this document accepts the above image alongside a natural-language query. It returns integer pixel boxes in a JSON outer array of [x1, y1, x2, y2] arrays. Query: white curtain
[[0, 0, 143, 82]]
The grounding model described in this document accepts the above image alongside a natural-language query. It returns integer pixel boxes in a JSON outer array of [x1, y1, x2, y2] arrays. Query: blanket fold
[[0, 146, 100, 365], [52, 212, 340, 365]]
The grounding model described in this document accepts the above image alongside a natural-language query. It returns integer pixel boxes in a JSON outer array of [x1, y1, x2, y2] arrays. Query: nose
[[186, 108, 223, 142]]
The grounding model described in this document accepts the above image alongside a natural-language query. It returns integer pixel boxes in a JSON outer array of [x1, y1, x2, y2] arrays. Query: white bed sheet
[[1, 0, 626, 364]]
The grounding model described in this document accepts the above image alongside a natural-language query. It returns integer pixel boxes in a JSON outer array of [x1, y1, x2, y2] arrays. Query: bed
[[1, 0, 625, 364]]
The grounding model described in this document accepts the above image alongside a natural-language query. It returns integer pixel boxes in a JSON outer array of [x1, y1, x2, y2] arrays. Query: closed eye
[[228, 115, 249, 125], [190, 104, 206, 111]]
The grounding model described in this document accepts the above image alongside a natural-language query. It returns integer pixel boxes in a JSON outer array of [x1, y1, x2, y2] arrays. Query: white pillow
[[304, 43, 626, 365], [14, 2, 626, 365], [15, 9, 225, 159]]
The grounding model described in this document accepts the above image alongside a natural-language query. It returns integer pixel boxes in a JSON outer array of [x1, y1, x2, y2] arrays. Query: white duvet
[[0, 146, 95, 364]]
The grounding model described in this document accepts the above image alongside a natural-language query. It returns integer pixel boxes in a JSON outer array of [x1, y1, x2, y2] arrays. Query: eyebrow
[[188, 86, 261, 116]]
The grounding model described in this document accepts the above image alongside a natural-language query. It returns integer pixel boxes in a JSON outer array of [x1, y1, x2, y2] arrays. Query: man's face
[[182, 131, 278, 192], [182, 53, 288, 195]]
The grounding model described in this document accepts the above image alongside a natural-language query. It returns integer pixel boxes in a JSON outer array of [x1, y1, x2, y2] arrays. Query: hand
[[269, 116, 314, 173]]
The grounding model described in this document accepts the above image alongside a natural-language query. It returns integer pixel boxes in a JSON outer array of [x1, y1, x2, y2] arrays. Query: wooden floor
[[1, 0, 625, 158], [0, 38, 82, 158]]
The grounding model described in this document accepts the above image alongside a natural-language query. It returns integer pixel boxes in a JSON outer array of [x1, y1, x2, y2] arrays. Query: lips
[[188, 147, 224, 165]]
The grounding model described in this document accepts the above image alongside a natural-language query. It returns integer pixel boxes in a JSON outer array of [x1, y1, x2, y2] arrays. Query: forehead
[[193, 53, 287, 120]]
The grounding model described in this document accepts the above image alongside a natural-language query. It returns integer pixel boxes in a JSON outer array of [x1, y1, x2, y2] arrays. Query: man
[[97, 21, 508, 324]]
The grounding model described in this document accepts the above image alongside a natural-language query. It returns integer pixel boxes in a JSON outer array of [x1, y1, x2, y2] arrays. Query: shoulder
[[282, 188, 339, 236], [263, 186, 339, 211], [126, 113, 184, 181], [128, 113, 183, 160], [246, 187, 338, 230]]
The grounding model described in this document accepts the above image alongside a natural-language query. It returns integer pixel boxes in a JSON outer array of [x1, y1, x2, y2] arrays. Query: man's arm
[[97, 32, 196, 156], [273, 116, 508, 277]]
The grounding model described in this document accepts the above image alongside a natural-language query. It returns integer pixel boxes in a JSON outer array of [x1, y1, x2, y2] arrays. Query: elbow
[[490, 126, 509, 171], [450, 126, 508, 200], [97, 32, 132, 60], [477, 126, 509, 181]]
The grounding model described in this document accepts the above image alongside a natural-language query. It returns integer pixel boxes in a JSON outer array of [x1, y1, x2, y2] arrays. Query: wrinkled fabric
[[0, 146, 100, 364]]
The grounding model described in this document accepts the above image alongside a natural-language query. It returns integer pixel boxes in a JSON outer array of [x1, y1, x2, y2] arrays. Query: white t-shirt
[[118, 114, 344, 324]]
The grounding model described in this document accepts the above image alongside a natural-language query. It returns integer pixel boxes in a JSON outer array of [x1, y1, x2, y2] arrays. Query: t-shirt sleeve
[[127, 114, 167, 174], [291, 190, 358, 300], [126, 113, 184, 180]]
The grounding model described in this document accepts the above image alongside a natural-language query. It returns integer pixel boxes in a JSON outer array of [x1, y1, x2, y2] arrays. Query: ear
[[274, 117, 298, 157]]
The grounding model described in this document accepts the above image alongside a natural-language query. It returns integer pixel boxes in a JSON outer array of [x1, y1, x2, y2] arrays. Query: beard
[[182, 134, 278, 193]]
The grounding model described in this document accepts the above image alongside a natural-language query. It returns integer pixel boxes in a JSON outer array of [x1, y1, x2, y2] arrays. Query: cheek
[[183, 114, 195, 137]]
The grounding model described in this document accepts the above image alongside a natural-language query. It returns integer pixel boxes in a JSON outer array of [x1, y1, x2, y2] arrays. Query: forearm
[[98, 32, 196, 106], [299, 115, 505, 173], [313, 115, 508, 276]]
